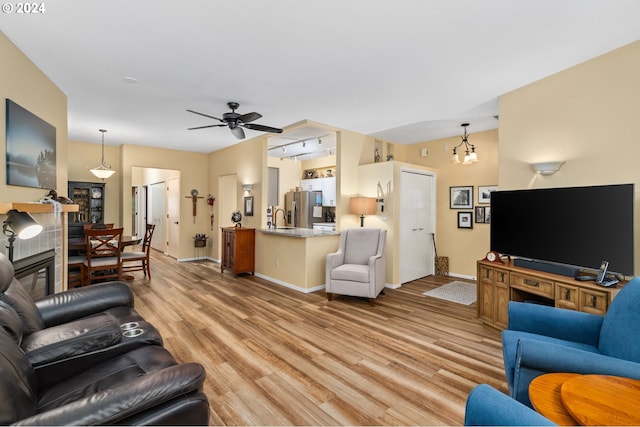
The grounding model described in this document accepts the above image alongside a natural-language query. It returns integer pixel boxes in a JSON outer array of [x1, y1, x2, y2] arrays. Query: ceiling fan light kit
[[187, 102, 283, 140]]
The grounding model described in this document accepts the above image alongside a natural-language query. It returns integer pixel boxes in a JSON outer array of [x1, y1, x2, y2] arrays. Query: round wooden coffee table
[[529, 372, 579, 426], [561, 374, 640, 426]]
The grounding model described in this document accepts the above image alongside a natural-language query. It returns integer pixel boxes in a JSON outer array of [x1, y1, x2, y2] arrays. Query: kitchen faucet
[[273, 208, 285, 228]]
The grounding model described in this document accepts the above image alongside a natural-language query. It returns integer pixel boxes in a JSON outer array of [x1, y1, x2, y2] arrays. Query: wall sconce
[[349, 197, 376, 227], [242, 184, 253, 192], [3, 209, 43, 263], [531, 161, 564, 175]]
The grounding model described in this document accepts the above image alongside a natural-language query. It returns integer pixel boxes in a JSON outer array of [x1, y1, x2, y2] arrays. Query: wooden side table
[[561, 375, 640, 426], [529, 373, 579, 426], [530, 373, 640, 426]]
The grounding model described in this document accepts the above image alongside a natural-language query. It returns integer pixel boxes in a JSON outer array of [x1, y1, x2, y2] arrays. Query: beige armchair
[[325, 228, 387, 306]]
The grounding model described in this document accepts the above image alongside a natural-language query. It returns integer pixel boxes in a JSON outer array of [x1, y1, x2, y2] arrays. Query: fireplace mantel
[[0, 203, 79, 214]]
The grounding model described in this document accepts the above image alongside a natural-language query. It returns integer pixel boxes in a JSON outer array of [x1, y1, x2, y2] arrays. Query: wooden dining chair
[[121, 224, 156, 279], [67, 255, 86, 287], [83, 227, 123, 284], [83, 223, 114, 232]]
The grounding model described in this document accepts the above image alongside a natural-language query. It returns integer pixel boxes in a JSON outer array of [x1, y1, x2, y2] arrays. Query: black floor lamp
[[3, 209, 43, 263]]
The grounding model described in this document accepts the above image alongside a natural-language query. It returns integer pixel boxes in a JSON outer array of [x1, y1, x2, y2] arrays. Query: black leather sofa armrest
[[21, 312, 122, 366], [13, 363, 207, 426], [35, 281, 134, 327]]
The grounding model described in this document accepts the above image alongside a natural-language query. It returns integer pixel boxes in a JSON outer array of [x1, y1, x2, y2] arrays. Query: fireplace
[[13, 249, 55, 300]]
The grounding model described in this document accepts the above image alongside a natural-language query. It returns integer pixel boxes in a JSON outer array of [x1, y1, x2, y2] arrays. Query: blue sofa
[[502, 277, 640, 407], [464, 384, 555, 426]]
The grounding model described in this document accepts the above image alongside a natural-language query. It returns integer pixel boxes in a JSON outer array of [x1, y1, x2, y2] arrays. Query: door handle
[[174, 221, 179, 225]]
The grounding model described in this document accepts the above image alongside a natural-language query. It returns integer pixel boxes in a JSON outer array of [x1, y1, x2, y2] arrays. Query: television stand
[[477, 259, 626, 329]]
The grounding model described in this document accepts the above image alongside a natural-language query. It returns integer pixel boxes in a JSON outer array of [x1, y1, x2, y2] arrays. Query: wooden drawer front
[[479, 265, 493, 282], [556, 283, 579, 311], [510, 273, 554, 298], [579, 289, 608, 315]]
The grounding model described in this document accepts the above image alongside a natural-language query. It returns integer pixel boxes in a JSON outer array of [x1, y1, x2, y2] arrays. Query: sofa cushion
[[1, 278, 45, 335], [0, 328, 37, 424], [21, 312, 122, 366], [331, 264, 370, 283], [599, 277, 640, 362], [36, 344, 177, 413]]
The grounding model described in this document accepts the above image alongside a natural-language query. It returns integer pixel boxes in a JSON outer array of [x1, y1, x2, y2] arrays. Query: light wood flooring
[[127, 249, 507, 426]]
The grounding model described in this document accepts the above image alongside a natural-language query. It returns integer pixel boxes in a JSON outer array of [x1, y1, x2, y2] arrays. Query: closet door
[[400, 170, 435, 283]]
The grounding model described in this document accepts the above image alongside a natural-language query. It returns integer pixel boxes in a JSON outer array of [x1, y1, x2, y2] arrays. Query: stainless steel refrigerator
[[285, 190, 323, 228]]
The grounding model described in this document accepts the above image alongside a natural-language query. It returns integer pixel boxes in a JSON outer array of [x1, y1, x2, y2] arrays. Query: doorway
[[399, 169, 436, 283], [133, 167, 180, 255]]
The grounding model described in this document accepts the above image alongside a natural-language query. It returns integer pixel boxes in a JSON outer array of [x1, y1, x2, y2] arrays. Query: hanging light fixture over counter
[[451, 123, 479, 165], [89, 129, 116, 180]]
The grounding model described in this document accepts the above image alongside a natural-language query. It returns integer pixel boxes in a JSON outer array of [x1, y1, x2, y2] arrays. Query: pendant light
[[89, 129, 116, 180], [451, 123, 479, 165]]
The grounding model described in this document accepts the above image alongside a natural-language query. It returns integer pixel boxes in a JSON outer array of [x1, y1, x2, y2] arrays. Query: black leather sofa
[[0, 252, 210, 425]]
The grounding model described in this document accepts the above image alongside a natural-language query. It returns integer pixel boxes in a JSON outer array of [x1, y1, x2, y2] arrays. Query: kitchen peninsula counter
[[255, 227, 341, 292], [258, 227, 340, 238]]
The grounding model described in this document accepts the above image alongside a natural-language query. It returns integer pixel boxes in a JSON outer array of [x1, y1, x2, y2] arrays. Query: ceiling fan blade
[[230, 126, 246, 139], [237, 112, 262, 123], [243, 123, 283, 134], [187, 124, 226, 130], [186, 109, 224, 122]]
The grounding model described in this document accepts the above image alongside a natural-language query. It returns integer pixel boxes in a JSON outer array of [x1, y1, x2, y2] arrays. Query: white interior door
[[400, 169, 435, 284], [149, 182, 166, 252], [166, 176, 180, 259]]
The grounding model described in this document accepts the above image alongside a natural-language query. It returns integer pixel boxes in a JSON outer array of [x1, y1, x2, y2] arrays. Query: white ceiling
[[2, 0, 640, 154]]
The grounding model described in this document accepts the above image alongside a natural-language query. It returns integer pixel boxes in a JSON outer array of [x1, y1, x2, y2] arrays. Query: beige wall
[[208, 135, 267, 259], [407, 129, 499, 278], [0, 33, 68, 202], [119, 144, 209, 260], [499, 40, 640, 276]]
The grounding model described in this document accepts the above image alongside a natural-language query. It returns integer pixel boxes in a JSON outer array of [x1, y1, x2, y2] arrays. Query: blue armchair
[[464, 384, 556, 426], [502, 277, 640, 407]]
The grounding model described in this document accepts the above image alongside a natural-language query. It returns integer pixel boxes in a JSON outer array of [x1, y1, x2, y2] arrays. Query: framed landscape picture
[[450, 186, 473, 209], [6, 99, 57, 189], [478, 185, 497, 204]]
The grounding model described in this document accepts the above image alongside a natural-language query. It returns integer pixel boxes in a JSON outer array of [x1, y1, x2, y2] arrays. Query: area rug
[[422, 281, 477, 305]]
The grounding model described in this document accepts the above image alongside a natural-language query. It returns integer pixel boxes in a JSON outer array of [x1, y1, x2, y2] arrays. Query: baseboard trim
[[254, 273, 325, 294]]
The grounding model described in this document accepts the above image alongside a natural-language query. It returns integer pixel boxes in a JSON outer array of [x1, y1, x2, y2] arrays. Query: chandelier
[[451, 123, 478, 165], [89, 129, 116, 180]]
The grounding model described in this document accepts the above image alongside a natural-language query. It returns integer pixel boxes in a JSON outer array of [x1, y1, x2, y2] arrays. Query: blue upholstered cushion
[[598, 277, 640, 361]]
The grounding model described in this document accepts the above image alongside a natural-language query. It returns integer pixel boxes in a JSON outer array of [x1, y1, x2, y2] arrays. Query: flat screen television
[[490, 184, 635, 276]]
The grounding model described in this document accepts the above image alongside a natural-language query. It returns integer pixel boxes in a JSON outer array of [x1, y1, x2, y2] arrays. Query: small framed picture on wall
[[475, 206, 485, 223], [450, 186, 473, 209], [478, 185, 497, 204], [244, 196, 254, 216], [458, 211, 473, 229]]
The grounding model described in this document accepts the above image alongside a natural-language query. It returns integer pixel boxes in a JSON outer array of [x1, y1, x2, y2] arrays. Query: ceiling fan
[[186, 102, 283, 139]]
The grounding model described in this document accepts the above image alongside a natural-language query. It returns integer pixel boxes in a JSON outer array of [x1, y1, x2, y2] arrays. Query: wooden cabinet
[[478, 263, 509, 329], [221, 227, 255, 276], [67, 181, 105, 238], [322, 176, 336, 207], [478, 259, 624, 329], [300, 177, 336, 207]]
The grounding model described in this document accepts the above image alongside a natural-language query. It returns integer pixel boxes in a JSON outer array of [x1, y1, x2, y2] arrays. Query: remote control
[[575, 275, 596, 281]]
